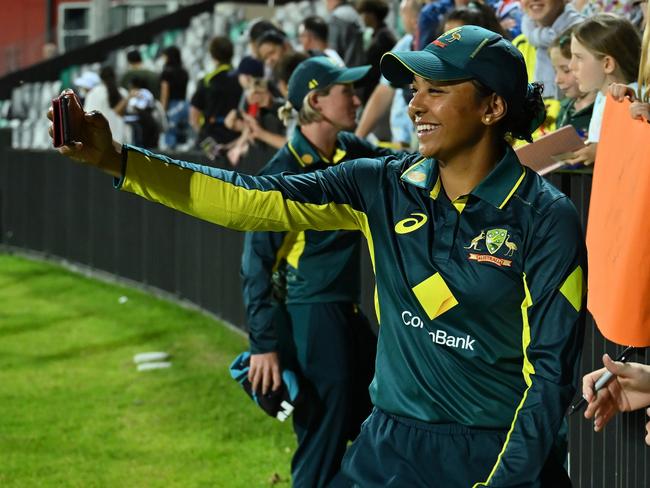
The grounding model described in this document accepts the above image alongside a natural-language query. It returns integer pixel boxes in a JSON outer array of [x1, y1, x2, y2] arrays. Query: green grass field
[[0, 253, 294, 487]]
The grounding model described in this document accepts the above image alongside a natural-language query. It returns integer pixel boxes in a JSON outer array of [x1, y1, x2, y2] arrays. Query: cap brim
[[381, 51, 470, 85], [333, 65, 372, 85]]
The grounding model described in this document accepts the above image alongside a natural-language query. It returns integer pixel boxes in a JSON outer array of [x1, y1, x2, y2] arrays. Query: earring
[[484, 116, 492, 124]]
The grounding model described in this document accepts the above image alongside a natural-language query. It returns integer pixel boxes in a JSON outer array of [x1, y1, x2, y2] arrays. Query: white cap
[[73, 71, 101, 90]]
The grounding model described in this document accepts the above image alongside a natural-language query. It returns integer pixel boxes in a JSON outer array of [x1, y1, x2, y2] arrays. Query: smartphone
[[52, 94, 71, 148]]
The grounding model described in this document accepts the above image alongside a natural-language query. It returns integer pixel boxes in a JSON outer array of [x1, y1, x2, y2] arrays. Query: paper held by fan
[[586, 95, 650, 347], [515, 125, 585, 175]]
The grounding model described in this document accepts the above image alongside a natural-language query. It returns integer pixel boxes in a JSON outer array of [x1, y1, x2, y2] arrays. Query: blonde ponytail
[[277, 100, 295, 127]]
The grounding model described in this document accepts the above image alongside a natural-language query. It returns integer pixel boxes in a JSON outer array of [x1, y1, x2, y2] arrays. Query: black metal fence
[[1, 138, 648, 486]]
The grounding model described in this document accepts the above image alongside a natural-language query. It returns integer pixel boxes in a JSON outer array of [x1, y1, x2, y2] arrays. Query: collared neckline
[[287, 127, 349, 167], [471, 146, 526, 209], [399, 146, 526, 210]]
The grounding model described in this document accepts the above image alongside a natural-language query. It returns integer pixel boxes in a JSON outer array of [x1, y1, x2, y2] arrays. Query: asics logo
[[395, 213, 428, 234]]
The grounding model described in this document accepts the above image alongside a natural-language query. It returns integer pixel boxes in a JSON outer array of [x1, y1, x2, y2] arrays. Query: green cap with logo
[[381, 25, 528, 111], [287, 56, 371, 110]]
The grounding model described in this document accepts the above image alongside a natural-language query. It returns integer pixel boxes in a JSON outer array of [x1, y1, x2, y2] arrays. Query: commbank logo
[[401, 311, 475, 351], [395, 213, 428, 235]]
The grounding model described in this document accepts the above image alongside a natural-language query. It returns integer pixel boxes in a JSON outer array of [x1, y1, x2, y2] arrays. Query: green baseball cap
[[381, 25, 528, 111], [287, 56, 371, 110]]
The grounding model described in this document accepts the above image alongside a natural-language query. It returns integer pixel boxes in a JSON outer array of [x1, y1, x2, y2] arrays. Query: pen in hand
[[569, 346, 638, 415]]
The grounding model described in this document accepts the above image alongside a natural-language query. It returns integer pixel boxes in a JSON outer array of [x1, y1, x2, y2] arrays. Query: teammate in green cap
[[241, 56, 394, 487], [49, 25, 585, 487]]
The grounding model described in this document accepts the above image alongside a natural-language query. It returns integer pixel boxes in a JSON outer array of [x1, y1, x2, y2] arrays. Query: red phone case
[[52, 97, 64, 148], [52, 95, 71, 148]]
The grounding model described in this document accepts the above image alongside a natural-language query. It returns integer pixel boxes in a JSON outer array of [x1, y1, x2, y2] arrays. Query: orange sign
[[587, 95, 650, 346]]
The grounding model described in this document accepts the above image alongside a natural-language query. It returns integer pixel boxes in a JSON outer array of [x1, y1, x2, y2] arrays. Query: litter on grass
[[133, 352, 170, 364], [137, 361, 172, 372]]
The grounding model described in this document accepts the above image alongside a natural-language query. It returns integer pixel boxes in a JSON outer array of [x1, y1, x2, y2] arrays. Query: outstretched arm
[[48, 91, 384, 235], [48, 91, 122, 177]]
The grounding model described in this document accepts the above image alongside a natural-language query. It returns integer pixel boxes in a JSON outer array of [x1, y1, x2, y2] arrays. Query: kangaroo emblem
[[504, 235, 518, 257], [464, 231, 486, 250]]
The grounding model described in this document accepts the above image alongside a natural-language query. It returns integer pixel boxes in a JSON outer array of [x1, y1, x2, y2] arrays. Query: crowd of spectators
[[56, 0, 647, 171]]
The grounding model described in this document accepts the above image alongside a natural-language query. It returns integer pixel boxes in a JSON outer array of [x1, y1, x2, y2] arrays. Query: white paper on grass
[[133, 352, 170, 364], [137, 361, 172, 372]]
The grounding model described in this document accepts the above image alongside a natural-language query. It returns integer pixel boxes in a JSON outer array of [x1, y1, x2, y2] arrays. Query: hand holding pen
[[570, 346, 636, 417], [575, 347, 650, 435]]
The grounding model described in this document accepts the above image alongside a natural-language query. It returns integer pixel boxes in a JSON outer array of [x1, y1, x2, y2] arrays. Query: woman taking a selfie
[[50, 26, 586, 486]]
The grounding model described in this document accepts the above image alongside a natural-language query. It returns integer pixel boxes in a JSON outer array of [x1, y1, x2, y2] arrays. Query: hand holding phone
[[47, 89, 123, 177]]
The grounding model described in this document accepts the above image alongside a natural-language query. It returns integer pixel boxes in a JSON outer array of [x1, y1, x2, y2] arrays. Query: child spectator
[[520, 0, 583, 98], [549, 28, 596, 135], [159, 46, 189, 149], [567, 14, 641, 165]]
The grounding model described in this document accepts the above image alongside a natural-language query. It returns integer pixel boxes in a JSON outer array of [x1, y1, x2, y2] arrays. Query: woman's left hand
[[565, 143, 597, 166]]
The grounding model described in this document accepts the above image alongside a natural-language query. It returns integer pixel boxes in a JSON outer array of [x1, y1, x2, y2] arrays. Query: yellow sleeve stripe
[[355, 210, 380, 324], [473, 273, 535, 488], [559, 265, 585, 312], [273, 232, 298, 272], [286, 231, 306, 269], [122, 149, 361, 233]]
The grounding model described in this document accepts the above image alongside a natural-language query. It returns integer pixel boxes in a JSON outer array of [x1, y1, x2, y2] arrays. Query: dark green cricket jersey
[[117, 144, 587, 486], [241, 128, 394, 354]]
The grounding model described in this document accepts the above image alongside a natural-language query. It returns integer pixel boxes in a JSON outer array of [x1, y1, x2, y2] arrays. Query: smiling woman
[[48, 26, 586, 487]]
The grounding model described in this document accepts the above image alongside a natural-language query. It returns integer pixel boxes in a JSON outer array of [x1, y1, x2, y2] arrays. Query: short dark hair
[[302, 16, 328, 43], [126, 49, 142, 64], [209, 36, 234, 63], [256, 30, 288, 49], [249, 20, 281, 44], [357, 0, 390, 22], [273, 52, 309, 85], [162, 46, 182, 67]]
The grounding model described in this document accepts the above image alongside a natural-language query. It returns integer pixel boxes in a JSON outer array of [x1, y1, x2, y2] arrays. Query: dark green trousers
[[277, 302, 376, 488], [335, 408, 572, 488]]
